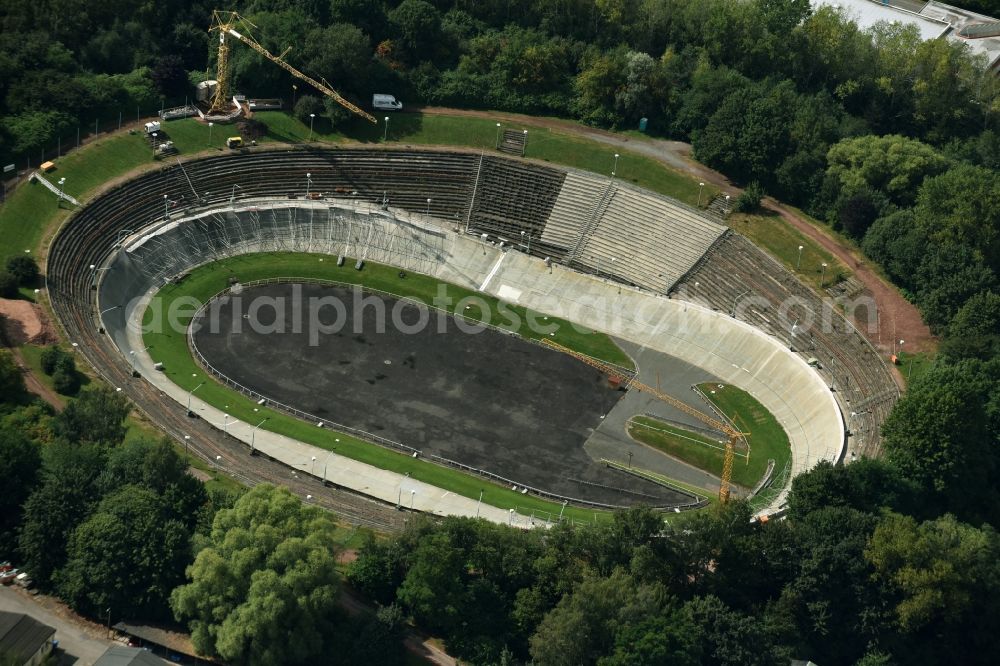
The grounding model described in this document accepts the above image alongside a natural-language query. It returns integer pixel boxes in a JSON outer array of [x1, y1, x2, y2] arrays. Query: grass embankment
[[252, 111, 716, 207], [727, 210, 851, 292], [144, 252, 633, 523], [628, 383, 791, 490]]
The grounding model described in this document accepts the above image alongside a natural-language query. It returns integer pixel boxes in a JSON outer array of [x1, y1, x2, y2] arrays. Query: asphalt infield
[[193, 282, 688, 506]]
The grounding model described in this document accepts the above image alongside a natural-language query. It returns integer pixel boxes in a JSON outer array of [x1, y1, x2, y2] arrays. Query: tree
[[733, 181, 765, 213], [822, 135, 950, 210], [788, 458, 919, 520], [388, 0, 442, 63], [681, 594, 789, 666], [5, 255, 38, 285], [866, 513, 1000, 663], [881, 360, 1000, 524], [53, 385, 129, 446], [17, 442, 108, 588], [529, 571, 689, 666], [0, 426, 41, 558], [940, 291, 1000, 361], [56, 485, 193, 620], [171, 484, 340, 666], [0, 350, 26, 407], [293, 95, 324, 124], [39, 346, 68, 375], [0, 271, 17, 298]]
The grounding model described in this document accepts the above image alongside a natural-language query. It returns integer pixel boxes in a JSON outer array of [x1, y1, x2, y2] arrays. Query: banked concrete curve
[[97, 200, 844, 517]]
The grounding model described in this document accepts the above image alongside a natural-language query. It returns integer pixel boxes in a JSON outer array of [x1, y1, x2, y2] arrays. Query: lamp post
[[495, 122, 501, 148], [508, 508, 514, 525], [731, 289, 751, 317], [223, 413, 229, 436], [476, 489, 483, 518], [698, 182, 705, 207], [820, 262, 828, 287], [57, 177, 66, 206], [724, 194, 730, 212], [612, 153, 619, 179], [163, 194, 169, 220], [410, 489, 416, 510], [797, 245, 804, 270], [426, 198, 431, 215], [323, 452, 333, 483], [522, 129, 528, 153], [230, 184, 241, 206], [311, 455, 317, 476], [627, 451, 633, 468], [208, 121, 214, 146], [308, 113, 315, 141], [183, 435, 190, 457], [521, 230, 531, 255], [214, 455, 222, 470], [250, 417, 268, 454], [383, 116, 390, 142], [187, 381, 205, 416], [306, 172, 312, 198]]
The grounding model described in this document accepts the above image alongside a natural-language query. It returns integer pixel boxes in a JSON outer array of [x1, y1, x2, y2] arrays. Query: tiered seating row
[[677, 234, 898, 456], [466, 156, 565, 255], [573, 183, 727, 291], [539, 171, 611, 256]]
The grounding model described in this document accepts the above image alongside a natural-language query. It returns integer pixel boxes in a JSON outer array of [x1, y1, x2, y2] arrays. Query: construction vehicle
[[540, 338, 748, 502], [207, 10, 376, 124], [226, 136, 243, 149]]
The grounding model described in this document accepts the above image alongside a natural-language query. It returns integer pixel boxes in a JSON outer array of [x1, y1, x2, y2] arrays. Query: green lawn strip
[[627, 416, 752, 486], [696, 383, 791, 491], [144, 253, 629, 523], [727, 211, 851, 292]]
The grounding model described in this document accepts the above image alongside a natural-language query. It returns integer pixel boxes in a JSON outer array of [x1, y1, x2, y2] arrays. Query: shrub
[[5, 256, 40, 286], [40, 346, 66, 375], [734, 181, 765, 213], [52, 366, 80, 395], [0, 271, 17, 298]]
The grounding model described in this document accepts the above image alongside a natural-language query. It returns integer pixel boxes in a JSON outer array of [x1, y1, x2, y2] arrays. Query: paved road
[[0, 585, 113, 665]]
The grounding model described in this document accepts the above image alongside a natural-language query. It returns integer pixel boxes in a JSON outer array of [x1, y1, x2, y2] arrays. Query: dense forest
[[2, 1, 1000, 664]]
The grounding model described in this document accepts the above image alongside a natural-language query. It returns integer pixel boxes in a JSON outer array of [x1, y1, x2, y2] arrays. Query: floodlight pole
[[383, 116, 390, 142], [250, 417, 268, 454], [187, 381, 205, 416], [495, 122, 501, 149], [698, 182, 705, 207], [797, 245, 804, 270], [309, 113, 315, 141], [612, 153, 619, 179]]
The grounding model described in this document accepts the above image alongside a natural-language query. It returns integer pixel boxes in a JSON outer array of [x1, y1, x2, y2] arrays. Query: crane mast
[[540, 338, 747, 502], [208, 11, 376, 123]]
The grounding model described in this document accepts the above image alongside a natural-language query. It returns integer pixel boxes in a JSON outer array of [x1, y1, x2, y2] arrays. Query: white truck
[[372, 94, 403, 111], [143, 121, 161, 134]]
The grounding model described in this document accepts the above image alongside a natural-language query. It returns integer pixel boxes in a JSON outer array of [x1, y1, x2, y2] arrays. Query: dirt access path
[[417, 106, 935, 354]]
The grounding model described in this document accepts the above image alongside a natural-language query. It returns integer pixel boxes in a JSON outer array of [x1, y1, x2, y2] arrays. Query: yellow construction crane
[[541, 338, 747, 502], [208, 10, 377, 123]]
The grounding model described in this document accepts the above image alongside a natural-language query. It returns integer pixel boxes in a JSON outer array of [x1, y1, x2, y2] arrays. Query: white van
[[372, 94, 403, 111]]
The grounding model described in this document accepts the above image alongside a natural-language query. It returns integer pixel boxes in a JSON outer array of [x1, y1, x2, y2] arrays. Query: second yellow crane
[[541, 338, 748, 502]]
